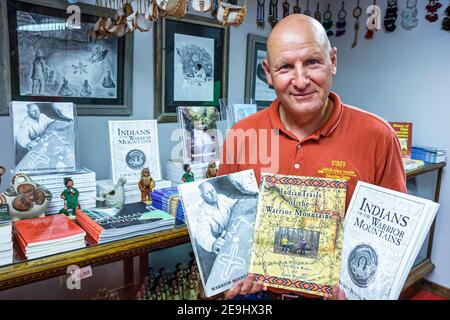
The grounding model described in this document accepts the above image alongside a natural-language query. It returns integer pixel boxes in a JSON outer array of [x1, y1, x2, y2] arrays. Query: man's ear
[[262, 58, 274, 87], [331, 47, 337, 76]]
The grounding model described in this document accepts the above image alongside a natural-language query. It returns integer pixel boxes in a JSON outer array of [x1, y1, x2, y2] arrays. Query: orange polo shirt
[[218, 92, 407, 210]]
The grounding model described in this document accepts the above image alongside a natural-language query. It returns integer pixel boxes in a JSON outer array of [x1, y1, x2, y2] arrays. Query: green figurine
[[59, 177, 80, 218], [181, 164, 195, 183]]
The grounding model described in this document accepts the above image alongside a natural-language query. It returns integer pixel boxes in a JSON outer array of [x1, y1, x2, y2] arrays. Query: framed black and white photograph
[[244, 34, 276, 109], [155, 14, 229, 123], [0, 0, 133, 116]]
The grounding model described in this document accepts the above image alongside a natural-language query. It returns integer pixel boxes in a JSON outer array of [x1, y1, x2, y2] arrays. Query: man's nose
[[291, 65, 311, 90]]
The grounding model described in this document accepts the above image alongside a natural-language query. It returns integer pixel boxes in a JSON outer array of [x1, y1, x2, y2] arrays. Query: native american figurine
[[138, 167, 155, 204], [59, 177, 80, 219], [205, 160, 217, 178]]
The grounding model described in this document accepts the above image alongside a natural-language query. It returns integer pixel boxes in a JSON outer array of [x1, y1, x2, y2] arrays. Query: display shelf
[[406, 162, 446, 179]]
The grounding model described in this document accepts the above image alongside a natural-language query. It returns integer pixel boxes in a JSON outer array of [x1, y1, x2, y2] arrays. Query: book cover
[[11, 101, 77, 175], [108, 120, 162, 184], [177, 169, 259, 297], [340, 181, 439, 300], [13, 214, 85, 246], [249, 174, 347, 297], [389, 122, 412, 158]]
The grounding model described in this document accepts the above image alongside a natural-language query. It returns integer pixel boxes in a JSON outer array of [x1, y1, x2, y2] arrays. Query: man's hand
[[323, 284, 347, 300], [212, 237, 226, 254], [223, 273, 267, 300]]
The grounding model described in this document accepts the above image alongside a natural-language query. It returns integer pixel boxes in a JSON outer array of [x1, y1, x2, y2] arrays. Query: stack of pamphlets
[[412, 146, 447, 163], [151, 187, 184, 222], [402, 158, 425, 172], [96, 179, 172, 204], [30, 168, 96, 215], [76, 202, 175, 244], [0, 205, 13, 266], [13, 214, 86, 260]]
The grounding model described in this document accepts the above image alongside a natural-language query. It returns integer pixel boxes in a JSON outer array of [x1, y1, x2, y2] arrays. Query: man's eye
[[306, 59, 318, 66], [279, 64, 291, 70]]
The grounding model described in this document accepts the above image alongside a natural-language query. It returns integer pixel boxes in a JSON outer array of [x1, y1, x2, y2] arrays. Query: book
[[339, 181, 439, 300], [76, 202, 175, 244], [108, 120, 162, 184], [177, 169, 259, 297], [11, 101, 77, 175], [390, 122, 412, 159], [150, 187, 184, 221], [249, 174, 347, 297], [412, 145, 447, 163]]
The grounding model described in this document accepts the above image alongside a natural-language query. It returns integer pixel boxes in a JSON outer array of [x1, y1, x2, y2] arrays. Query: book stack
[[165, 159, 218, 185], [76, 202, 176, 244], [151, 187, 185, 222], [96, 179, 172, 204], [30, 168, 97, 215], [0, 205, 13, 266], [412, 146, 447, 163], [13, 214, 86, 260]]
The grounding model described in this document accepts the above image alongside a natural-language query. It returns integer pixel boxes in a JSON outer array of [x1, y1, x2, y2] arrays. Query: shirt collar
[[268, 91, 343, 142]]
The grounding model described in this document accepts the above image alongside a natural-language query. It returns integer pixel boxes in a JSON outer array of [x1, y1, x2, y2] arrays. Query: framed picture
[[244, 34, 276, 108], [155, 14, 229, 123], [0, 0, 133, 116]]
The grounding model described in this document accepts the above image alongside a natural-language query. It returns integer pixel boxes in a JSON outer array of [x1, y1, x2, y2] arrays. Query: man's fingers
[[248, 281, 266, 295], [240, 274, 255, 295], [224, 281, 243, 300]]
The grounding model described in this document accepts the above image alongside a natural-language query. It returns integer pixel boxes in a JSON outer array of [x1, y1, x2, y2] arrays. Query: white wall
[[323, 0, 450, 288]]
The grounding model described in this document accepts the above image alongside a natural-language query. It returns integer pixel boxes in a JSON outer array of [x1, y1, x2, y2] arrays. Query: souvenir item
[[365, 0, 378, 40], [216, 0, 247, 26], [304, 0, 312, 16], [268, 0, 279, 28], [336, 1, 347, 36], [283, 0, 290, 17], [59, 177, 80, 218], [181, 164, 195, 183], [256, 0, 265, 29], [384, 0, 398, 32], [443, 3, 450, 31], [191, 0, 212, 12], [401, 0, 419, 30], [138, 168, 155, 204], [351, 0, 362, 49], [425, 0, 442, 23], [0, 173, 52, 221], [0, 166, 5, 186], [99, 177, 127, 209], [205, 160, 218, 178], [293, 0, 301, 13], [314, 2, 322, 23], [323, 3, 334, 36]]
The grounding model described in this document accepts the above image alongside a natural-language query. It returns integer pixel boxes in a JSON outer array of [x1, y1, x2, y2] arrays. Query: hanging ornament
[[365, 0, 377, 40], [304, 0, 312, 16], [257, 0, 265, 29], [443, 2, 450, 31], [425, 0, 443, 23], [293, 0, 301, 13], [336, 1, 347, 36], [268, 0, 279, 28], [283, 0, 290, 18], [212, 0, 219, 16], [216, 0, 247, 26], [322, 4, 334, 36], [191, 0, 212, 13], [384, 0, 398, 32], [401, 0, 419, 30], [314, 2, 321, 23], [351, 0, 362, 49]]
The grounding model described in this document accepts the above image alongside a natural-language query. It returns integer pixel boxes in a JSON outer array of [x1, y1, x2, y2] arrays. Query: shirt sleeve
[[195, 210, 216, 253]]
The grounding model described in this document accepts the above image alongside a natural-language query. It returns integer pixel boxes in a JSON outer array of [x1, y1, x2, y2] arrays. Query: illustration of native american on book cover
[[249, 174, 347, 297]]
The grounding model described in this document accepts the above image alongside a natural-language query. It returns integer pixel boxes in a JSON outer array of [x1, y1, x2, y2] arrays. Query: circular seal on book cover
[[126, 150, 146, 169], [348, 244, 378, 288]]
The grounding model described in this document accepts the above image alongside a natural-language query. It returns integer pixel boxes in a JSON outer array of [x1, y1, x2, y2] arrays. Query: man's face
[[201, 182, 218, 205], [28, 104, 41, 120], [263, 30, 337, 117]]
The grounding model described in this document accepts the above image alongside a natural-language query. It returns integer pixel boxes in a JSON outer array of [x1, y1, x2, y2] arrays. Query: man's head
[[263, 14, 337, 118], [199, 181, 218, 205], [27, 103, 41, 120]]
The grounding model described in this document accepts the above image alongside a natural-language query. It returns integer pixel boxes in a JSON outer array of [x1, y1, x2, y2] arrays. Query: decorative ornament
[[384, 0, 398, 32], [191, 0, 213, 13], [351, 0, 362, 49], [212, 0, 219, 16], [314, 2, 321, 23], [336, 1, 347, 36], [443, 2, 450, 31], [257, 0, 265, 29], [283, 0, 290, 18], [401, 0, 419, 30], [365, 0, 377, 40], [293, 0, 301, 13], [268, 0, 279, 28], [304, 0, 311, 16], [323, 4, 334, 36], [425, 0, 443, 23], [216, 0, 247, 26]]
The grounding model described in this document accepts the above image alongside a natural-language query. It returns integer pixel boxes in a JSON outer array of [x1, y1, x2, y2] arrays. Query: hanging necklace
[[323, 3, 334, 36], [365, 0, 377, 40], [425, 0, 443, 23], [384, 0, 398, 32], [351, 0, 362, 49], [257, 0, 265, 29], [304, 0, 311, 16], [336, 1, 347, 36], [443, 1, 450, 31], [293, 0, 301, 13], [283, 0, 290, 17], [314, 2, 321, 23], [268, 0, 279, 28], [401, 0, 419, 30]]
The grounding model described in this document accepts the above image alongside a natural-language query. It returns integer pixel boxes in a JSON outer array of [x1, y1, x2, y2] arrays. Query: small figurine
[[138, 167, 155, 204], [59, 177, 80, 218], [205, 160, 217, 178], [0, 165, 5, 186], [99, 177, 127, 208], [168, 278, 182, 300], [181, 164, 195, 183]]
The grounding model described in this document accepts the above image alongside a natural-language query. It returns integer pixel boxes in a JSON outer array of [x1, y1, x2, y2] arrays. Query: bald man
[[218, 15, 406, 299]]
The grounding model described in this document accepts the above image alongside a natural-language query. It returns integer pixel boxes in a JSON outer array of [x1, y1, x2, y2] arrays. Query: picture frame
[[0, 0, 134, 116], [155, 14, 229, 123], [244, 34, 276, 109]]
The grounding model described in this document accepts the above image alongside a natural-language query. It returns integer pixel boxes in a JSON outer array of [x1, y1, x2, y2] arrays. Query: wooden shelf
[[406, 162, 446, 179]]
